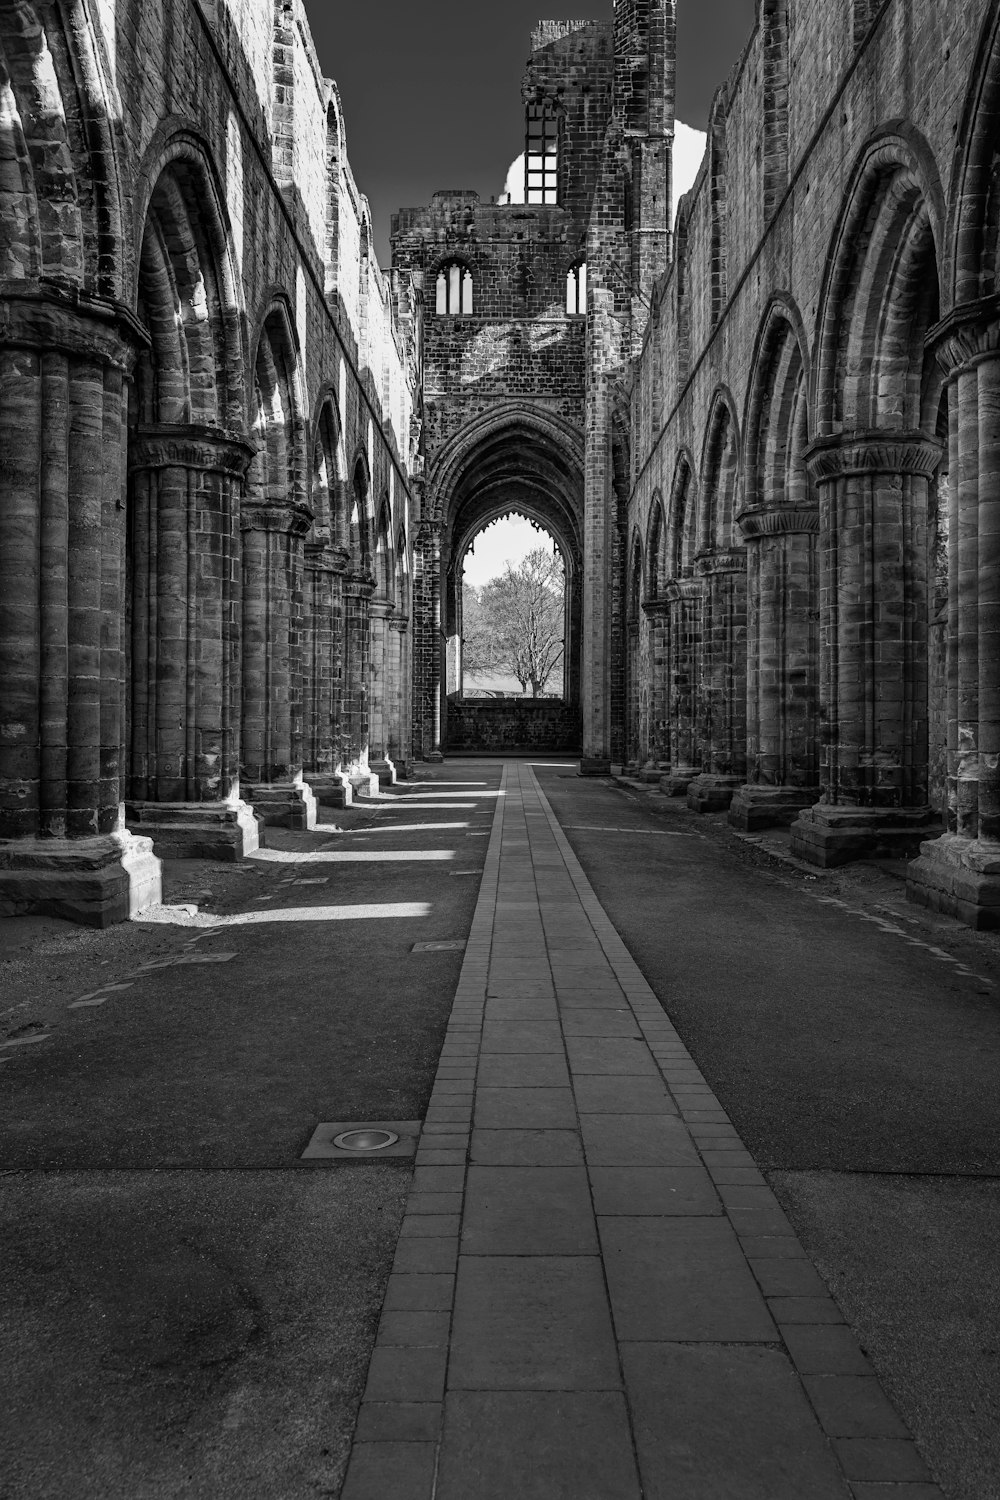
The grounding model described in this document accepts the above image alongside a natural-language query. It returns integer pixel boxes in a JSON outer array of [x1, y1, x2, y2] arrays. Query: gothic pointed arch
[[666, 449, 698, 580], [814, 128, 945, 436], [698, 389, 741, 553], [742, 297, 812, 517], [949, 1, 1000, 304], [0, 0, 126, 294], [132, 136, 246, 430], [645, 492, 667, 601]]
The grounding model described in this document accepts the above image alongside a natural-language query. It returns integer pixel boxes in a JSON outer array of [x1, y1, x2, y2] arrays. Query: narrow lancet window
[[526, 103, 559, 204], [436, 261, 474, 315], [566, 261, 587, 315]]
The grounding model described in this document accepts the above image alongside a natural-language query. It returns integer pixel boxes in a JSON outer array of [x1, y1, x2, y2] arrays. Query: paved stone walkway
[[341, 763, 942, 1500]]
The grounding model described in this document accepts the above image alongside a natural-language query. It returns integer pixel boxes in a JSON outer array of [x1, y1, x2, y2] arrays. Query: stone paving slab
[[340, 762, 944, 1500]]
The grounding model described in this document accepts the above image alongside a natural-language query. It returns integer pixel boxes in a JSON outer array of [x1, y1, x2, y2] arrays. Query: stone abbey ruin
[[3, 0, 1000, 927]]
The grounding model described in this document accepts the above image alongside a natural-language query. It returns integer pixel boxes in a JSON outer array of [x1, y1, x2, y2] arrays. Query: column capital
[[240, 504, 313, 537], [344, 572, 375, 601], [805, 430, 943, 484], [0, 284, 149, 371], [641, 596, 670, 619], [927, 295, 1000, 378], [737, 506, 820, 539], [129, 424, 255, 478], [695, 548, 747, 578], [390, 613, 410, 634], [664, 576, 702, 603]]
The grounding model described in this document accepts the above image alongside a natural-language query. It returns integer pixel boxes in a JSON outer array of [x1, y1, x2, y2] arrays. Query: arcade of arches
[[3, 0, 1000, 929]]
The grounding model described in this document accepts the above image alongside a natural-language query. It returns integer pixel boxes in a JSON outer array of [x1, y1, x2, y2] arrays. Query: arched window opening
[[436, 260, 474, 315], [458, 513, 567, 700], [566, 261, 587, 316], [525, 102, 559, 205]]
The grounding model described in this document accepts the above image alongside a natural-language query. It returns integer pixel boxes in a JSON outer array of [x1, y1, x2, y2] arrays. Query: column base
[[790, 804, 933, 868], [304, 773, 354, 809], [638, 762, 667, 784], [125, 800, 260, 861], [728, 785, 818, 832], [580, 757, 611, 777], [370, 757, 397, 787], [0, 827, 162, 928], [907, 833, 1000, 930], [424, 751, 445, 764], [245, 781, 317, 831], [659, 767, 698, 797], [349, 769, 381, 799], [687, 774, 741, 814]]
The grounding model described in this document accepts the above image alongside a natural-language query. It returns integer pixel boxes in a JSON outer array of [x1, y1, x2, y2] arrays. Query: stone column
[[581, 292, 617, 774], [660, 578, 701, 795], [688, 550, 748, 812], [303, 542, 354, 810], [341, 574, 379, 795], [791, 431, 941, 866], [412, 518, 444, 762], [909, 304, 1000, 926], [0, 288, 161, 925], [626, 619, 642, 771], [730, 509, 820, 830], [389, 613, 411, 775], [240, 502, 317, 828], [125, 426, 259, 860], [368, 599, 397, 785], [640, 599, 670, 781]]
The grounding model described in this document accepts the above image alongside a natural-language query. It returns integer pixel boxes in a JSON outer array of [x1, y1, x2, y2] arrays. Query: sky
[[307, 0, 758, 265]]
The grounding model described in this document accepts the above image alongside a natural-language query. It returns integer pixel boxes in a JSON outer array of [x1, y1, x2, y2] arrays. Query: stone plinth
[[0, 828, 161, 928], [908, 833, 1000, 930], [687, 774, 741, 813], [245, 782, 317, 830], [125, 800, 260, 861], [791, 805, 933, 867], [305, 773, 354, 809], [729, 786, 815, 832]]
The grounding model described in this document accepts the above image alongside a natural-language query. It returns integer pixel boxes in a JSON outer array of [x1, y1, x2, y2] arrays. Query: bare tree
[[464, 549, 565, 696]]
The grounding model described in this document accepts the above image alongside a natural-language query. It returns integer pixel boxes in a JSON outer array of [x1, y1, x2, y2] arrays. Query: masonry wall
[[624, 0, 1000, 925], [0, 0, 419, 918]]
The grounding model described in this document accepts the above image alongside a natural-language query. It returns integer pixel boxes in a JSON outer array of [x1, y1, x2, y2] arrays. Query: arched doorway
[[414, 406, 585, 759]]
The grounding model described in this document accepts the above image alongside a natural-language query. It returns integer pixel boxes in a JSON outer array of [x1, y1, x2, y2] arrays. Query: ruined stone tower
[[392, 3, 674, 769]]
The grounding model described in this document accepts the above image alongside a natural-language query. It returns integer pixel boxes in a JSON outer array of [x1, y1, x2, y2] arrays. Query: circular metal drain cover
[[333, 1128, 400, 1153]]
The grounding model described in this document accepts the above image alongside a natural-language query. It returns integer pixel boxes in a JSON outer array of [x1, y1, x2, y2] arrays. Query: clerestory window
[[525, 103, 560, 205], [566, 261, 587, 316], [435, 261, 474, 316]]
